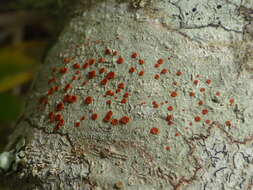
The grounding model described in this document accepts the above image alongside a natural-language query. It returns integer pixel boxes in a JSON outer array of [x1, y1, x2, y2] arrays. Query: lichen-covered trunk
[[1, 0, 253, 189]]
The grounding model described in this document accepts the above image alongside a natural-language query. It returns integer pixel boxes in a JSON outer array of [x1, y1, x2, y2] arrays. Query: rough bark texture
[[1, 0, 253, 189]]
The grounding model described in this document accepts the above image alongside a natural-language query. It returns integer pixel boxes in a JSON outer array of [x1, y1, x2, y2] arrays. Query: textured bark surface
[[1, 0, 253, 189]]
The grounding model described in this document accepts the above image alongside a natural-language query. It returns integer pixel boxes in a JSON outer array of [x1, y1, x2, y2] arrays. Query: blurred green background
[[0, 0, 70, 152]]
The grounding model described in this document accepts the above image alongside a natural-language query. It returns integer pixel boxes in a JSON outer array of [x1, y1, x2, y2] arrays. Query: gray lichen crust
[[1, 0, 253, 190]]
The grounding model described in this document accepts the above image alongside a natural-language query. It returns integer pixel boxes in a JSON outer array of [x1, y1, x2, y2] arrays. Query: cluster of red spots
[[176, 71, 183, 76], [152, 101, 159, 108], [194, 116, 201, 122], [88, 70, 96, 79], [129, 67, 136, 73], [167, 106, 174, 111], [64, 83, 72, 91], [150, 127, 160, 135], [106, 90, 115, 96], [99, 67, 107, 74], [139, 59, 145, 65], [84, 96, 93, 104], [160, 68, 168, 74], [131, 52, 139, 59], [63, 94, 78, 103], [139, 70, 145, 76], [170, 91, 178, 97], [103, 110, 113, 122], [117, 57, 125, 64], [119, 116, 130, 124], [73, 63, 81, 69], [55, 119, 64, 131], [154, 74, 160, 80], [202, 109, 209, 115], [91, 113, 99, 120], [59, 67, 68, 74]]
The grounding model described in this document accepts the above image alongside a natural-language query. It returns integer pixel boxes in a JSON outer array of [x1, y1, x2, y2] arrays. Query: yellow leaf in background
[[0, 72, 33, 92], [0, 41, 46, 91]]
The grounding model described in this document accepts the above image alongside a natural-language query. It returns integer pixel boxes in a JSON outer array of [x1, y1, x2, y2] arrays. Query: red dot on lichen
[[198, 100, 204, 106], [165, 146, 171, 151], [157, 58, 164, 65], [123, 92, 130, 98], [171, 91, 178, 97], [154, 74, 160, 79], [194, 116, 201, 122], [103, 111, 113, 122], [139, 59, 145, 65], [154, 63, 160, 68], [189, 92, 195, 97], [64, 84, 72, 91], [166, 114, 174, 121], [167, 106, 174, 111], [225, 120, 232, 126], [100, 78, 108, 85], [161, 69, 168, 74], [99, 67, 107, 74], [106, 71, 116, 79], [88, 70, 96, 79], [49, 112, 55, 123], [75, 122, 81, 127], [119, 116, 130, 125], [121, 98, 127, 104], [229, 98, 235, 105], [56, 102, 64, 111], [82, 63, 89, 69], [88, 59, 96, 66], [118, 83, 125, 89], [91, 113, 98, 120], [206, 79, 212, 85], [139, 70, 145, 76], [129, 67, 136, 73], [73, 63, 81, 69], [84, 96, 93, 104], [63, 57, 71, 63], [200, 88, 205, 92], [176, 71, 183, 76], [216, 92, 221, 96], [175, 132, 181, 137], [80, 116, 86, 121], [150, 127, 160, 135], [117, 57, 125, 64], [202, 109, 209, 115], [105, 48, 112, 55], [98, 57, 106, 63], [152, 101, 159, 108], [59, 67, 68, 74], [106, 100, 112, 105], [106, 90, 114, 96], [111, 119, 119, 126], [205, 119, 211, 124], [193, 80, 199, 85], [131, 52, 139, 58]]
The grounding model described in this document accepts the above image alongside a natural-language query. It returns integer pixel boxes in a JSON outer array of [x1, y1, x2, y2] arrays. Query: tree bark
[[1, 0, 253, 189]]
